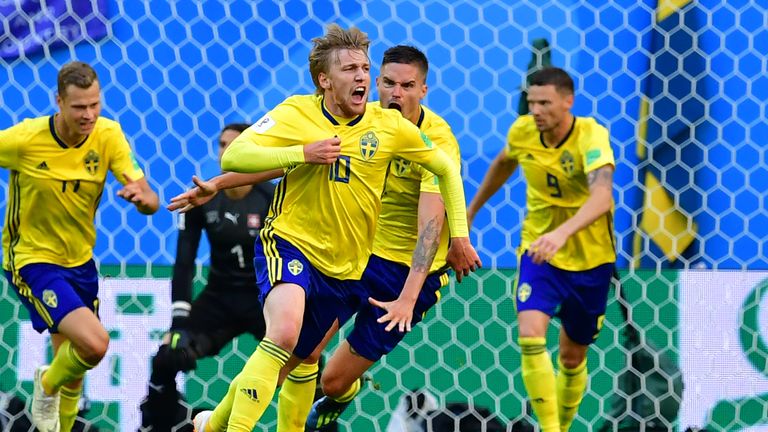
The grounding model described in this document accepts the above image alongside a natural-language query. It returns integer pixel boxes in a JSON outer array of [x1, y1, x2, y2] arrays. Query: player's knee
[[77, 330, 110, 364], [558, 346, 587, 369], [319, 373, 349, 398]]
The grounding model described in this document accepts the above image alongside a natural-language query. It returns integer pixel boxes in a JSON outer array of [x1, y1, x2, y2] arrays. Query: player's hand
[[167, 176, 219, 212], [117, 173, 151, 207], [304, 137, 341, 164], [156, 328, 198, 373], [368, 296, 417, 333], [446, 237, 482, 283], [528, 229, 567, 264]]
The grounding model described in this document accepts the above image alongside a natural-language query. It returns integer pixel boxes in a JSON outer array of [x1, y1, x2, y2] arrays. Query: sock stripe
[[259, 338, 291, 363], [521, 345, 547, 355], [334, 378, 362, 403], [287, 371, 319, 383], [69, 343, 97, 370], [60, 386, 82, 398]]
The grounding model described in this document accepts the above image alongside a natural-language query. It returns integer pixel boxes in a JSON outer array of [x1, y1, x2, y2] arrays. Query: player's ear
[[318, 72, 330, 90]]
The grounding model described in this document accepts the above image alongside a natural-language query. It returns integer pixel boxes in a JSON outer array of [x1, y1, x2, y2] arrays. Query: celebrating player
[[191, 24, 480, 432]]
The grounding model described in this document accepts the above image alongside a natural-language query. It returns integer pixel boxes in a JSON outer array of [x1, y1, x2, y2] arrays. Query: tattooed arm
[[528, 164, 614, 264], [368, 192, 445, 332]]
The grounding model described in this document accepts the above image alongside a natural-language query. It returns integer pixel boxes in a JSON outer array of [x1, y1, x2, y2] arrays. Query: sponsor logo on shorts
[[517, 282, 532, 303], [287, 259, 304, 276], [42, 289, 58, 308]]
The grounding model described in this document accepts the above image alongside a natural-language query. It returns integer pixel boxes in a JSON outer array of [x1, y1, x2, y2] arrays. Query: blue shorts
[[346, 254, 448, 361], [254, 234, 360, 359], [515, 253, 613, 345], [5, 260, 100, 333]]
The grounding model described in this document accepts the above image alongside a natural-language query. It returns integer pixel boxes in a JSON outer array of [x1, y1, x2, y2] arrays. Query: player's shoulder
[[575, 116, 608, 133], [281, 94, 321, 111], [574, 116, 609, 143], [506, 115, 537, 144], [6, 115, 49, 135], [93, 116, 124, 135], [420, 105, 452, 132]]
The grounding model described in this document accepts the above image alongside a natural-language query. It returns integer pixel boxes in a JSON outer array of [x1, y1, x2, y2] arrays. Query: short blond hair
[[58, 61, 99, 97], [308, 24, 370, 94]]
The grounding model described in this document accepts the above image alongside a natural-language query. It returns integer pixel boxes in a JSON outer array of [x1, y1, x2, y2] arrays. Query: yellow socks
[[227, 338, 290, 431], [332, 377, 361, 403], [556, 357, 587, 432], [519, 337, 559, 432], [42, 340, 95, 395], [59, 382, 82, 432], [277, 361, 319, 432], [207, 373, 241, 432]]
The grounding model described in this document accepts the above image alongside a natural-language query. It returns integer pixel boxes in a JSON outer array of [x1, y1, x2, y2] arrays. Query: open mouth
[[387, 102, 402, 112], [352, 86, 366, 103]]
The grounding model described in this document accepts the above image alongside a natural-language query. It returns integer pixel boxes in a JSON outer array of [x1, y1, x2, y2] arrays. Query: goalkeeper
[[140, 123, 276, 431]]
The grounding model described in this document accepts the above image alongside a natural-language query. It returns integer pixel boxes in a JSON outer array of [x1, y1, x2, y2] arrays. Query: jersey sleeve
[[581, 122, 615, 174], [0, 121, 27, 170], [171, 207, 204, 304], [220, 100, 309, 172], [419, 123, 461, 194], [105, 122, 145, 184]]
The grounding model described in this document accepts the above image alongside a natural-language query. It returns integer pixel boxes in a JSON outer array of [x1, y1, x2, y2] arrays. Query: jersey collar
[[416, 106, 425, 129], [539, 115, 576, 149], [321, 97, 364, 127], [49, 115, 89, 149]]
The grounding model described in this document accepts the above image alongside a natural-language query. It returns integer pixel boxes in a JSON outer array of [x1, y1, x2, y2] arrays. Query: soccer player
[[467, 67, 616, 432], [303, 44, 460, 431], [140, 123, 275, 430], [0, 61, 159, 432], [191, 24, 480, 432]]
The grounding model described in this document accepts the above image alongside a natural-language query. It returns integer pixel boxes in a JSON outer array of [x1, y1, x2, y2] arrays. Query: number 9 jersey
[[504, 115, 616, 271]]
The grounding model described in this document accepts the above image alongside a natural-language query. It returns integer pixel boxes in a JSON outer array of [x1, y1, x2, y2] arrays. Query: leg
[[43, 308, 108, 394], [305, 340, 371, 431], [213, 282, 304, 432], [51, 334, 82, 432], [277, 320, 338, 432], [556, 329, 588, 432], [518, 310, 560, 432]]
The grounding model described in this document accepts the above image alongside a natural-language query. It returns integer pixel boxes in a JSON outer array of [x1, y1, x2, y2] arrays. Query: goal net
[[0, 1, 766, 431]]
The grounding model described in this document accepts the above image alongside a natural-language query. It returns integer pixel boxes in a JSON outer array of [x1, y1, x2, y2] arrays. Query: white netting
[[1, 1, 766, 431]]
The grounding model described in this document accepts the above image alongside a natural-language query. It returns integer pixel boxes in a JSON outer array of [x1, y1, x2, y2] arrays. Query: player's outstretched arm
[[220, 135, 340, 172], [168, 169, 283, 212], [369, 192, 445, 332], [528, 164, 614, 264], [466, 149, 518, 227], [117, 173, 160, 214]]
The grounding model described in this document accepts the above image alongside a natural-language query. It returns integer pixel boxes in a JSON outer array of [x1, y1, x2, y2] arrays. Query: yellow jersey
[[232, 95, 464, 279], [504, 115, 616, 270], [373, 106, 461, 272], [0, 115, 145, 272]]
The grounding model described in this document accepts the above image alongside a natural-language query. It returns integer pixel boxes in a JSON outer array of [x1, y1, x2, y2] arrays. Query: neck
[[406, 106, 422, 126], [542, 113, 574, 147], [323, 96, 356, 120], [224, 185, 252, 200], [54, 114, 85, 147]]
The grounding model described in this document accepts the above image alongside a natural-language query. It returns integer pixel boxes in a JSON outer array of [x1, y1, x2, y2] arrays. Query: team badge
[[359, 131, 379, 160], [84, 150, 100, 175], [247, 214, 261, 228], [42, 289, 58, 308], [287, 259, 304, 276], [517, 282, 532, 303], [560, 150, 575, 177]]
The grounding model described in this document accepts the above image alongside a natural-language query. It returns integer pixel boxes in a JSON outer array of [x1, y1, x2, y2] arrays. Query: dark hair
[[381, 45, 428, 79], [309, 24, 370, 94], [57, 61, 99, 97], [222, 123, 250, 134], [529, 67, 574, 95]]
